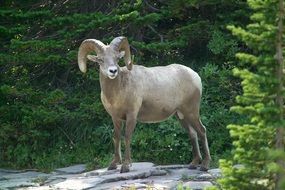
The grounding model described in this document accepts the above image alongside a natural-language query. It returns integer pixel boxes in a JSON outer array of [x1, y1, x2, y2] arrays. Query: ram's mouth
[[108, 74, 117, 79]]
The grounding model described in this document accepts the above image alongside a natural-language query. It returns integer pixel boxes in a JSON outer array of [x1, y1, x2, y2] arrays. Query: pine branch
[[143, 0, 160, 12], [147, 25, 163, 42]]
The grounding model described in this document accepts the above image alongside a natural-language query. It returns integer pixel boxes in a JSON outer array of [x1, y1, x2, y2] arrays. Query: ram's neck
[[99, 70, 122, 103]]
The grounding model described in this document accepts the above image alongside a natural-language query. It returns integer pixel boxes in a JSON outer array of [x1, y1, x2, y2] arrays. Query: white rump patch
[[177, 111, 184, 120]]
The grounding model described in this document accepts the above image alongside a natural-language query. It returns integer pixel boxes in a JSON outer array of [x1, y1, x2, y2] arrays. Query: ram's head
[[78, 36, 132, 79]]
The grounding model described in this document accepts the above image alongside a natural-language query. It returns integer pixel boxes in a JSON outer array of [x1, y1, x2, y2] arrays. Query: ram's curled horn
[[110, 36, 133, 70], [78, 39, 106, 73]]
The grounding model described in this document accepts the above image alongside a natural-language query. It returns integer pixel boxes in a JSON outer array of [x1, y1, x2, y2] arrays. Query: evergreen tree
[[275, 0, 284, 188], [213, 0, 285, 189]]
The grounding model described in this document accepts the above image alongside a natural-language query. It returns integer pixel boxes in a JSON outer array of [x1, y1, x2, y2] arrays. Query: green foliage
[[0, 0, 246, 171], [199, 64, 240, 166], [132, 118, 190, 164], [213, 0, 285, 189], [207, 30, 238, 60], [176, 181, 192, 190]]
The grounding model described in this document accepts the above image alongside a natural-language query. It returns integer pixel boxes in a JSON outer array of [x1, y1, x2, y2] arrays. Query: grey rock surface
[[54, 164, 87, 174], [0, 162, 221, 190], [0, 168, 23, 173], [0, 171, 50, 189], [196, 173, 214, 180], [208, 168, 222, 178]]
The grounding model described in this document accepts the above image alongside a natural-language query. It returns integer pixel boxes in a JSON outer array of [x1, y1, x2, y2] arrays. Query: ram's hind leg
[[108, 117, 122, 170], [187, 115, 211, 171], [176, 113, 202, 169]]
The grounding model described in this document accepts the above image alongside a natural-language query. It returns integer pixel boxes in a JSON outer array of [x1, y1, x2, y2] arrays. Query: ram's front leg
[[121, 113, 137, 173], [108, 117, 122, 170]]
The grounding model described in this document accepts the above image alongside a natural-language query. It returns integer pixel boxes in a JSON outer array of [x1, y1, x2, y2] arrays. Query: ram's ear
[[87, 55, 102, 63]]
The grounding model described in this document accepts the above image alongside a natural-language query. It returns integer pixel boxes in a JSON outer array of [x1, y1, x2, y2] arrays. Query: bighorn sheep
[[78, 36, 211, 173]]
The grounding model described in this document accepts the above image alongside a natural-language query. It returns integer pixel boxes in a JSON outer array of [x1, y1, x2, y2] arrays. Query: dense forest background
[[0, 0, 253, 171]]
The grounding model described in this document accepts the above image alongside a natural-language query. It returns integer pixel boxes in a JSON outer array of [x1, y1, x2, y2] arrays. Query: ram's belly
[[137, 99, 177, 123]]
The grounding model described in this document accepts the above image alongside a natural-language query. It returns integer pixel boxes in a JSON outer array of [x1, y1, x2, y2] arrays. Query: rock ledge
[[0, 162, 221, 190]]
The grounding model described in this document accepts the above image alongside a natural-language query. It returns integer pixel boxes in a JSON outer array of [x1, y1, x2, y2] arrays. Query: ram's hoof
[[199, 159, 210, 171], [107, 163, 117, 170], [120, 164, 130, 173], [189, 164, 198, 169], [199, 166, 209, 171], [189, 158, 201, 170]]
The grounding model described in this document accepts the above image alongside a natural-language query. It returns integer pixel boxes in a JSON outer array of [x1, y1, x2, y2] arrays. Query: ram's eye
[[97, 58, 103, 64], [94, 57, 103, 64], [87, 55, 103, 64]]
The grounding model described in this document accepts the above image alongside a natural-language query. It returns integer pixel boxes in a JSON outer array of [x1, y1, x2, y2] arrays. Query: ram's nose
[[107, 66, 118, 79], [109, 68, 118, 74]]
